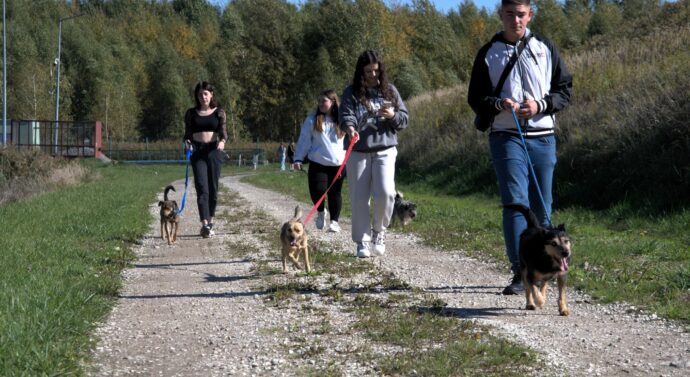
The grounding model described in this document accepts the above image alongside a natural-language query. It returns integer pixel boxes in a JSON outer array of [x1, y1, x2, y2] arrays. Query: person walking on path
[[277, 142, 286, 171], [287, 141, 296, 170], [339, 50, 409, 258], [294, 89, 346, 233], [467, 0, 572, 294], [183, 81, 229, 238]]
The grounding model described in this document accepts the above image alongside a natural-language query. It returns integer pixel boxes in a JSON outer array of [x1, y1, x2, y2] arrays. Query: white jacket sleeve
[[294, 114, 314, 163]]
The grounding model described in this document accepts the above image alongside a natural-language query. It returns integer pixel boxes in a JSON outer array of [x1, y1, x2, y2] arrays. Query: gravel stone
[[86, 175, 690, 376]]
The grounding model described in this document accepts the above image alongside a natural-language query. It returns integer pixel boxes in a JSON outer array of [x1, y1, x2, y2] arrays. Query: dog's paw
[[526, 304, 537, 310], [559, 308, 570, 316]]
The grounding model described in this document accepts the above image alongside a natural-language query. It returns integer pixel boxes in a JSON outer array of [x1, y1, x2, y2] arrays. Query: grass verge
[[0, 161, 197, 375]]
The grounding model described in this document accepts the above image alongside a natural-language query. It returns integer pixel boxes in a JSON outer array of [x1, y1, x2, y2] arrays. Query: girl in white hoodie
[[293, 89, 346, 232]]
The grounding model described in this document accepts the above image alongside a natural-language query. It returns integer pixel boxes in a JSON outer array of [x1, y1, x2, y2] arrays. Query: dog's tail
[[292, 206, 302, 222], [503, 203, 541, 229], [164, 185, 175, 201]]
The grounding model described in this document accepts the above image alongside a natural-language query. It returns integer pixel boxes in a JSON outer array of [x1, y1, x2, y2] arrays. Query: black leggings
[[191, 144, 223, 222], [308, 161, 344, 222]]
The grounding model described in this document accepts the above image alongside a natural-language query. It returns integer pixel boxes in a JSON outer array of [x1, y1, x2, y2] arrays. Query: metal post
[[54, 18, 62, 154], [54, 14, 82, 155], [2, 0, 6, 146]]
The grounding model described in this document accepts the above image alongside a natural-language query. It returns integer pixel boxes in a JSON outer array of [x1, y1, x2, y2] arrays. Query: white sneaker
[[372, 230, 385, 256], [356, 242, 370, 258], [327, 221, 341, 233], [315, 210, 326, 230]]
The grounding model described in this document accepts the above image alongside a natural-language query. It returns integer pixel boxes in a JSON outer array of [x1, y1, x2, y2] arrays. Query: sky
[[208, 0, 502, 14]]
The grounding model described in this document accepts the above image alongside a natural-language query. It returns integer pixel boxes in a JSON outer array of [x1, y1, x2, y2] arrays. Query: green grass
[[0, 161, 187, 375], [243, 170, 690, 325], [352, 295, 537, 377]]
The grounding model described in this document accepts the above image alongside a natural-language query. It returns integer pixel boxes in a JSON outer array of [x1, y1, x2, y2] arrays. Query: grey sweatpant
[[345, 147, 397, 243]]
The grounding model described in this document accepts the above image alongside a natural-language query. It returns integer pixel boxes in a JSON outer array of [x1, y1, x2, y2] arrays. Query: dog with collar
[[280, 206, 310, 274], [158, 185, 180, 245], [505, 203, 572, 316]]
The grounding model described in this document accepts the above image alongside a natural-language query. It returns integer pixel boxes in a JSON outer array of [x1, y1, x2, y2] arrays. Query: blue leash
[[176, 147, 192, 214], [510, 109, 551, 226]]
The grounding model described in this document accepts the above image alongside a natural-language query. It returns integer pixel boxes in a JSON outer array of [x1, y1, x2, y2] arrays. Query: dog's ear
[[158, 201, 163, 207], [173, 200, 179, 209], [557, 223, 566, 232]]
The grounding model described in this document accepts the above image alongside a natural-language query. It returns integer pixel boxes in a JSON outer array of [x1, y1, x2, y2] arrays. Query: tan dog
[[279, 206, 310, 273], [158, 185, 179, 245]]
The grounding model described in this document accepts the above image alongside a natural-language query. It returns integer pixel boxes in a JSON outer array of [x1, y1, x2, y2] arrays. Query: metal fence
[[5, 119, 101, 158], [109, 148, 268, 165]]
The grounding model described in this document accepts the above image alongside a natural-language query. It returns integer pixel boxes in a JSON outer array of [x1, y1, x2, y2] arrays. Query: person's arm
[[216, 109, 228, 150], [386, 84, 408, 130], [468, 42, 503, 117], [183, 109, 194, 150], [339, 86, 359, 133], [542, 40, 573, 115], [293, 115, 314, 169], [339, 86, 361, 143]]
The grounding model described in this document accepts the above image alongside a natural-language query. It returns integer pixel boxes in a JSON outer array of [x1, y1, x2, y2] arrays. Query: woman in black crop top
[[183, 81, 228, 238]]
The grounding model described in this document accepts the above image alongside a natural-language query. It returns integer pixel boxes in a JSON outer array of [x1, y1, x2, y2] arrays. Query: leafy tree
[[562, 0, 593, 48], [228, 0, 301, 141], [589, 0, 623, 36], [531, 0, 569, 46]]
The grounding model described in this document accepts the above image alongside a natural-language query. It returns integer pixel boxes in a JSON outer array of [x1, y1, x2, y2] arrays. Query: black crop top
[[183, 108, 229, 142]]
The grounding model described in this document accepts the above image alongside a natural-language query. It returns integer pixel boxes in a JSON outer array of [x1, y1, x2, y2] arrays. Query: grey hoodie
[[339, 84, 409, 152]]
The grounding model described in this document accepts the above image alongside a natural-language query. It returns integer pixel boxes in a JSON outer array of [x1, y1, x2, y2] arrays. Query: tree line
[[1, 0, 677, 143]]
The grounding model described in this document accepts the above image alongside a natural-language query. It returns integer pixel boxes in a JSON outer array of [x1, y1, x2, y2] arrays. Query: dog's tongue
[[290, 240, 297, 246], [560, 258, 569, 272]]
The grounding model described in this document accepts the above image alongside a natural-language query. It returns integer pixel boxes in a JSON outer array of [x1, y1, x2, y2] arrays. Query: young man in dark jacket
[[468, 0, 572, 295]]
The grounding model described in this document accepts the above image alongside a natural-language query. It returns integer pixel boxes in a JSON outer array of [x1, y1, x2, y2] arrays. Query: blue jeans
[[489, 133, 556, 275]]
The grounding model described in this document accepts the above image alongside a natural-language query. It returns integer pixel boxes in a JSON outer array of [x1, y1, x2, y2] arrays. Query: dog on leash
[[279, 206, 311, 274], [390, 191, 417, 228], [504, 204, 572, 316], [158, 185, 180, 245]]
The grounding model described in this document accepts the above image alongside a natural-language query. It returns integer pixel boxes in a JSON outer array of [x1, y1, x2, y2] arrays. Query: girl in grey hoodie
[[339, 50, 409, 258]]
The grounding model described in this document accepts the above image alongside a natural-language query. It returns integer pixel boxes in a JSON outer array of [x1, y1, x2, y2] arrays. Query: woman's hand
[[184, 139, 193, 153], [217, 140, 226, 150], [293, 162, 302, 171], [347, 126, 360, 142], [377, 106, 395, 120]]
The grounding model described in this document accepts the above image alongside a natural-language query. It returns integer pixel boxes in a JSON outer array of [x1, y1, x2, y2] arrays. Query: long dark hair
[[314, 89, 344, 138], [352, 50, 396, 109], [194, 81, 219, 109]]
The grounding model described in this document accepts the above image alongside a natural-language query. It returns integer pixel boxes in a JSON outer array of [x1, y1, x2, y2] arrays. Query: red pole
[[94, 121, 102, 159]]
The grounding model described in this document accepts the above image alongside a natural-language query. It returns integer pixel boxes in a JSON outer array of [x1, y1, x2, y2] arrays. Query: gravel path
[[88, 173, 689, 376]]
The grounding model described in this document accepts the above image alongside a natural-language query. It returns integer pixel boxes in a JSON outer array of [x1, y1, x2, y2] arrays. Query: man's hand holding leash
[[502, 98, 538, 119]]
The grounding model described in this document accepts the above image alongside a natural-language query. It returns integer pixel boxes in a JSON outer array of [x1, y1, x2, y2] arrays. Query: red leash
[[303, 135, 358, 225]]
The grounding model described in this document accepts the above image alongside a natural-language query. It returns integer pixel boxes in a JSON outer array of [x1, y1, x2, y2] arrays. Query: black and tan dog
[[280, 206, 310, 274], [390, 191, 417, 228], [158, 185, 180, 245], [505, 204, 572, 316]]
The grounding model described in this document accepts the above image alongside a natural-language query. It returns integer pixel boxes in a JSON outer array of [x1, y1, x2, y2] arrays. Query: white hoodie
[[294, 113, 345, 167]]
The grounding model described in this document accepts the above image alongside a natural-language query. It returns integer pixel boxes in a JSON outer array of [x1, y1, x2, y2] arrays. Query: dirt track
[[88, 173, 690, 376]]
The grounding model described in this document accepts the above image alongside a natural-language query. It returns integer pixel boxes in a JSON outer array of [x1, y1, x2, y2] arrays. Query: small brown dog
[[505, 204, 572, 316], [158, 185, 180, 245], [279, 206, 310, 274]]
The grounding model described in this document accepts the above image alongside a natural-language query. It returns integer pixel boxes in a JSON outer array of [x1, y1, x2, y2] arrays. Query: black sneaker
[[502, 273, 524, 295], [200, 225, 211, 238]]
